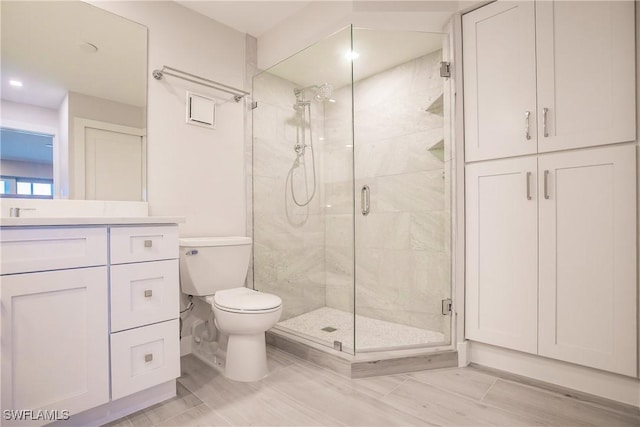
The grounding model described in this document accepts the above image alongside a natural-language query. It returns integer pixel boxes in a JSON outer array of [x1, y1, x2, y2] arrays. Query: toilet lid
[[213, 288, 282, 312]]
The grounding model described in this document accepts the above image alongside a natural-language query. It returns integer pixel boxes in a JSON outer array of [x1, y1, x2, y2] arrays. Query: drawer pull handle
[[145, 353, 153, 362], [144, 240, 153, 248], [144, 290, 153, 298]]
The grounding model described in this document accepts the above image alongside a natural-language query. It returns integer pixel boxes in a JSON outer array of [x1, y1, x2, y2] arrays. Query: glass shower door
[[351, 28, 452, 352], [251, 26, 356, 354]]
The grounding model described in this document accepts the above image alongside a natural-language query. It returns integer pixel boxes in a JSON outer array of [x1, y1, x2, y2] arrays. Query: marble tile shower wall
[[324, 50, 451, 336], [252, 72, 327, 321]]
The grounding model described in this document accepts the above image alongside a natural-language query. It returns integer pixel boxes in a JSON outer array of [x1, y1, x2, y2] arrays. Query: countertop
[[0, 216, 185, 227]]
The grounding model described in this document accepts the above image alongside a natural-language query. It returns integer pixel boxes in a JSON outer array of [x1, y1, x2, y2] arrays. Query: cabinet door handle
[[524, 111, 531, 140], [144, 239, 153, 248], [144, 289, 153, 298], [542, 107, 549, 138], [361, 185, 370, 216], [526, 172, 532, 200], [544, 170, 550, 199], [145, 353, 153, 362]]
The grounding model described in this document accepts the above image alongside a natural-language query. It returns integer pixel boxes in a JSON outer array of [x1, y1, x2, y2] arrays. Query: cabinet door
[[465, 156, 538, 353], [463, 1, 538, 162], [536, 1, 636, 152], [538, 145, 637, 376], [1, 267, 109, 417]]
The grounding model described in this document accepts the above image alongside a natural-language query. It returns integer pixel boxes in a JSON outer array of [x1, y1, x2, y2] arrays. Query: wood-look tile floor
[[105, 346, 640, 427]]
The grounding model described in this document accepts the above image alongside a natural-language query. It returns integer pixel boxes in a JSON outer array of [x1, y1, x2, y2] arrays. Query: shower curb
[[266, 331, 458, 378]]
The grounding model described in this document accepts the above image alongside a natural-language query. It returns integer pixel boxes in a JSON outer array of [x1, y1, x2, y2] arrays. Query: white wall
[[91, 1, 247, 238], [68, 92, 146, 129]]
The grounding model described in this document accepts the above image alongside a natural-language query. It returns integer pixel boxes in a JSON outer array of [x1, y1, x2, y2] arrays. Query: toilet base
[[224, 332, 268, 382]]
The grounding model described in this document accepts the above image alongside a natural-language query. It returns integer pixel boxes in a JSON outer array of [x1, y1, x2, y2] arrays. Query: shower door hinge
[[442, 299, 452, 315], [440, 61, 451, 78], [250, 101, 258, 110]]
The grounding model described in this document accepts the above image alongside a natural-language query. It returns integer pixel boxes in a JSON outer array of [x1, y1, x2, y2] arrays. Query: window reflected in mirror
[[0, 127, 54, 199]]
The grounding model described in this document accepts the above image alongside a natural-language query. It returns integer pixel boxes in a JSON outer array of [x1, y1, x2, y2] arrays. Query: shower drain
[[321, 326, 337, 332]]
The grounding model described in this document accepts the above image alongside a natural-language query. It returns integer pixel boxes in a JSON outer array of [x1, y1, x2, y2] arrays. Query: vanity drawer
[[0, 227, 107, 275], [110, 319, 180, 400], [110, 225, 178, 264], [110, 259, 179, 332]]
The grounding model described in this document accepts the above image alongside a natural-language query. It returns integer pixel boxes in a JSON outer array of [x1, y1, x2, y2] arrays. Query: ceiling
[[177, 1, 313, 37], [1, 1, 147, 110], [0, 128, 54, 165]]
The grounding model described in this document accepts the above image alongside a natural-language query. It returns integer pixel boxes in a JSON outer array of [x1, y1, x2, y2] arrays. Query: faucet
[[9, 207, 36, 218]]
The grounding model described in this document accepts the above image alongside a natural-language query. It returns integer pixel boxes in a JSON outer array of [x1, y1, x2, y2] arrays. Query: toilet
[[178, 236, 282, 382]]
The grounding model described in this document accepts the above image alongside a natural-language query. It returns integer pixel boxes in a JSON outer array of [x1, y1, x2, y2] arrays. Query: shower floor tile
[[277, 307, 445, 351]]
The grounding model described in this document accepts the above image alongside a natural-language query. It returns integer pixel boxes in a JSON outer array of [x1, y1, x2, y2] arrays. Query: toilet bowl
[[179, 237, 282, 382]]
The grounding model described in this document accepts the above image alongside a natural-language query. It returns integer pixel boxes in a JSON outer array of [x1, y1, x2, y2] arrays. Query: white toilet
[[178, 236, 282, 382]]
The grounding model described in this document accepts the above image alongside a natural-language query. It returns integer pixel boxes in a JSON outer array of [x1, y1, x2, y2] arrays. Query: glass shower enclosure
[[252, 26, 451, 354]]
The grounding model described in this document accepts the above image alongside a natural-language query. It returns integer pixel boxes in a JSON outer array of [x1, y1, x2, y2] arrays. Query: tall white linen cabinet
[[463, 0, 638, 378]]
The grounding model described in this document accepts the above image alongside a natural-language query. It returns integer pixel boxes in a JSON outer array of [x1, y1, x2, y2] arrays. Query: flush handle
[[144, 353, 153, 362], [144, 240, 153, 248], [144, 290, 153, 298]]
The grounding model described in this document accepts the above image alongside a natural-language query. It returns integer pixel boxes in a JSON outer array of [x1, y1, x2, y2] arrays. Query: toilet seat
[[211, 288, 282, 313]]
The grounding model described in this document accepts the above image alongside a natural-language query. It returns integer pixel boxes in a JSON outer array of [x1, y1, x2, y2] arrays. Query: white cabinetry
[[465, 145, 637, 376], [109, 226, 180, 400], [463, 0, 636, 162], [538, 146, 637, 375], [0, 227, 110, 419], [462, 1, 537, 161], [0, 222, 181, 424], [465, 157, 538, 354]]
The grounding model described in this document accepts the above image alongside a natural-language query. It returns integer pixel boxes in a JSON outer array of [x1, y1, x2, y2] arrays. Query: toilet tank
[[179, 236, 251, 296]]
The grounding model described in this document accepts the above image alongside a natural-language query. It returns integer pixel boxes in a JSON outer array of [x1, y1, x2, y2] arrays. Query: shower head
[[294, 83, 334, 103], [314, 83, 333, 101]]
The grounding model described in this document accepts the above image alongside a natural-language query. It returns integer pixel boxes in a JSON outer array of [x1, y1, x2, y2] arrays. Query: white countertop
[[0, 216, 185, 227]]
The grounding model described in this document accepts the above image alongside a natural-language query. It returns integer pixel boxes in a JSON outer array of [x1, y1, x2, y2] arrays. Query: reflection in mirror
[[0, 128, 54, 198], [0, 1, 148, 201]]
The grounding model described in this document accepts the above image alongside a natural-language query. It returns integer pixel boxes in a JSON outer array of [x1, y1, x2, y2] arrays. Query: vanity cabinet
[[0, 227, 110, 419], [0, 222, 181, 425], [108, 225, 180, 400], [465, 145, 637, 376], [463, 0, 636, 162]]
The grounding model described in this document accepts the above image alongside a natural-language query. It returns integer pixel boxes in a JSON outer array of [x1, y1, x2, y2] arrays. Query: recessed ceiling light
[[328, 99, 336, 103], [78, 41, 98, 54], [9, 80, 23, 87], [345, 51, 359, 61]]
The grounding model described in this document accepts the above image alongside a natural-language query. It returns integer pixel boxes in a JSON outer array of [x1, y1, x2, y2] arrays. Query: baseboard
[[468, 341, 640, 408]]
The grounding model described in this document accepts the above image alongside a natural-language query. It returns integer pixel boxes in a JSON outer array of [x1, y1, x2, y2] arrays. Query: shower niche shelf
[[425, 93, 444, 116]]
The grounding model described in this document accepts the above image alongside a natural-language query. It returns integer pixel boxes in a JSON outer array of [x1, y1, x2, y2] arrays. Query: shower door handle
[[361, 185, 370, 216]]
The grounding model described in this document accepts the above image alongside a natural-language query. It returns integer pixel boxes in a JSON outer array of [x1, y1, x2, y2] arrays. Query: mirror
[[1, 1, 147, 201]]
